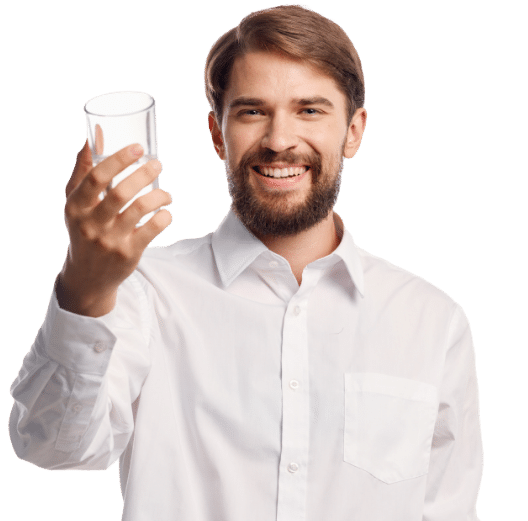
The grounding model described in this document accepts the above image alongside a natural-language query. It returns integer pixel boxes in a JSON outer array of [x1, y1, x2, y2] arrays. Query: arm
[[9, 141, 170, 468], [423, 304, 483, 520], [9, 272, 151, 469]]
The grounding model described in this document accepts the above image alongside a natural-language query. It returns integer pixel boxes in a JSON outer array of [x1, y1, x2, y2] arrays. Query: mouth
[[253, 165, 310, 179]]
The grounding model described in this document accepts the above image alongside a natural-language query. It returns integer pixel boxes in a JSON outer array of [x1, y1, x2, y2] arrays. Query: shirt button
[[288, 462, 299, 473], [289, 380, 299, 390], [269, 261, 279, 268], [293, 306, 301, 316], [72, 404, 83, 413], [94, 342, 107, 353]]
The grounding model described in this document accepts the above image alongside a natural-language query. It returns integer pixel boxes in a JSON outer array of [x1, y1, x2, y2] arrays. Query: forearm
[[9, 273, 152, 470]]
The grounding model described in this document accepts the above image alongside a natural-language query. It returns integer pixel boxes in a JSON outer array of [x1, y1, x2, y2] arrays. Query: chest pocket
[[344, 372, 438, 484]]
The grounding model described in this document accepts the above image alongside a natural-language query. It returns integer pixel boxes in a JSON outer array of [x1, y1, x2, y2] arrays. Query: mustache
[[238, 149, 322, 177]]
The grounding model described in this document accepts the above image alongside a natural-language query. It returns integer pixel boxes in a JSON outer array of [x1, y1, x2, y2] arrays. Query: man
[[9, 5, 483, 520]]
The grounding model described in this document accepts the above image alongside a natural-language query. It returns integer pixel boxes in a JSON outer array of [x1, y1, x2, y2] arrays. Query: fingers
[[66, 140, 92, 198], [90, 158, 162, 224], [132, 208, 173, 251], [69, 143, 144, 208], [115, 188, 172, 232]]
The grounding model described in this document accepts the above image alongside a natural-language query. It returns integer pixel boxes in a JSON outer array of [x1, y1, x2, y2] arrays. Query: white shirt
[[10, 209, 483, 521]]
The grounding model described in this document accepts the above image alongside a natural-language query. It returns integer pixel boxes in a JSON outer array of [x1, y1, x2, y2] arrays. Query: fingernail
[[131, 144, 144, 156], [152, 160, 162, 172]]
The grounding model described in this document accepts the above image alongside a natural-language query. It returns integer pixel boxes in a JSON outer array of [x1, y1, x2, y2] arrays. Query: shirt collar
[[211, 209, 364, 297]]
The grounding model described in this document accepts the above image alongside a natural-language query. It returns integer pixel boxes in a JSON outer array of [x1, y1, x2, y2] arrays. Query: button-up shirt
[[9, 209, 483, 521]]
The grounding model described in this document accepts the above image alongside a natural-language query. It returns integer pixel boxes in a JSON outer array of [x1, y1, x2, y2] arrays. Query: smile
[[253, 165, 309, 178]]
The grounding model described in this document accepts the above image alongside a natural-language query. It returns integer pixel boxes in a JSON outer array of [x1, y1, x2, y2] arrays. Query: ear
[[343, 108, 367, 159], [208, 111, 226, 160]]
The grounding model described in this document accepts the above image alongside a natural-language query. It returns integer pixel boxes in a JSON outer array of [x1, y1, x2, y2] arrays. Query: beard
[[225, 145, 344, 238]]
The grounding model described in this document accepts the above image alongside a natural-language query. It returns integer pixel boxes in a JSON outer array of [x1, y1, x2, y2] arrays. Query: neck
[[255, 211, 343, 286]]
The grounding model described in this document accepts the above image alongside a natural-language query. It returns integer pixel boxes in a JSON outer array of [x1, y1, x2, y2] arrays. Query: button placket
[[277, 294, 310, 520]]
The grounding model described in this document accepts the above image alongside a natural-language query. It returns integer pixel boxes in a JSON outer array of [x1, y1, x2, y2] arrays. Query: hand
[[56, 140, 172, 317]]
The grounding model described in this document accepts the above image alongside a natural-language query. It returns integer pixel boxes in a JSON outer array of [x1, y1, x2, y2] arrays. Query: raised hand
[[56, 141, 172, 317]]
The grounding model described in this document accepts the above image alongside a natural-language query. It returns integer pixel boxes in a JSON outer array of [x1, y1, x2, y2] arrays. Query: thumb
[[66, 140, 92, 198]]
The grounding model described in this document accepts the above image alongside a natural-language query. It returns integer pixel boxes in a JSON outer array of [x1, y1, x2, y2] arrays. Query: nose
[[259, 112, 299, 153]]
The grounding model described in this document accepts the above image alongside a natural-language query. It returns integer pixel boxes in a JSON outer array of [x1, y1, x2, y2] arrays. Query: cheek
[[225, 128, 258, 163], [309, 124, 348, 158], [316, 120, 345, 142], [302, 121, 335, 147]]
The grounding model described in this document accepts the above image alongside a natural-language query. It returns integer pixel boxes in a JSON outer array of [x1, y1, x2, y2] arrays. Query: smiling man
[[208, 50, 365, 284], [10, 5, 483, 521]]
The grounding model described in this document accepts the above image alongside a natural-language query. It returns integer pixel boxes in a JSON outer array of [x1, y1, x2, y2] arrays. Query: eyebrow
[[295, 96, 335, 109], [227, 96, 335, 110], [228, 97, 264, 109]]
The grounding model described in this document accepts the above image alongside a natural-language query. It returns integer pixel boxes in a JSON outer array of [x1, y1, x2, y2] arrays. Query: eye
[[240, 109, 262, 116], [302, 108, 321, 115]]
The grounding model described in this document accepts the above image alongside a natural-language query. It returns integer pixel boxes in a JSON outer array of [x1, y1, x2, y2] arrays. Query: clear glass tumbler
[[84, 91, 159, 226]]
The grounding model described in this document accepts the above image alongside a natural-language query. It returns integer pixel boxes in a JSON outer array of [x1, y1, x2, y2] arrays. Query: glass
[[84, 91, 159, 225]]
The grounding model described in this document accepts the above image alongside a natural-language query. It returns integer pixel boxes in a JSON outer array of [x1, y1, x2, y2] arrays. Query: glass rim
[[84, 91, 155, 117]]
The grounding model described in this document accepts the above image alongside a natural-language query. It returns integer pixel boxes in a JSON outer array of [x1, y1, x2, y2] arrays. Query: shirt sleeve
[[9, 272, 152, 470], [423, 304, 483, 520]]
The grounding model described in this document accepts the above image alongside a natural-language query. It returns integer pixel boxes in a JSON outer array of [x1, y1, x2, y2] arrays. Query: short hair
[[204, 5, 365, 127]]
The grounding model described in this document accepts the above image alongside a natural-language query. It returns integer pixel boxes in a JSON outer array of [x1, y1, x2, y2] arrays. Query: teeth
[[258, 166, 307, 178]]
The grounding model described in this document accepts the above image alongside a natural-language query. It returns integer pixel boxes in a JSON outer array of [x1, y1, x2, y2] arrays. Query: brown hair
[[204, 5, 365, 128]]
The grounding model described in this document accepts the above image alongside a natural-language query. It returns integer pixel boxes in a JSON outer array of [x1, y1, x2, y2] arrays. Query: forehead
[[225, 51, 346, 108]]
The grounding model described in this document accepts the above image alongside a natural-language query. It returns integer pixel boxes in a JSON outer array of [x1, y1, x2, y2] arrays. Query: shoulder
[[143, 233, 213, 260], [357, 246, 458, 314], [134, 233, 218, 286]]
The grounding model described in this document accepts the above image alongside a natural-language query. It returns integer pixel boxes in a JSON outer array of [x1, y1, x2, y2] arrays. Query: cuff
[[42, 280, 118, 375]]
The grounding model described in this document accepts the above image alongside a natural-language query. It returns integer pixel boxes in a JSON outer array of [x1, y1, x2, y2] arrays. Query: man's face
[[209, 51, 365, 238]]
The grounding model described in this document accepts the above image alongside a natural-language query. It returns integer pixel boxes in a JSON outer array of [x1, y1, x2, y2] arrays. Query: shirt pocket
[[344, 372, 438, 484]]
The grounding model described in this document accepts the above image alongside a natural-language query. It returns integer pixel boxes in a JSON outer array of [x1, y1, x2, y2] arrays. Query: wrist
[[56, 270, 118, 318]]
